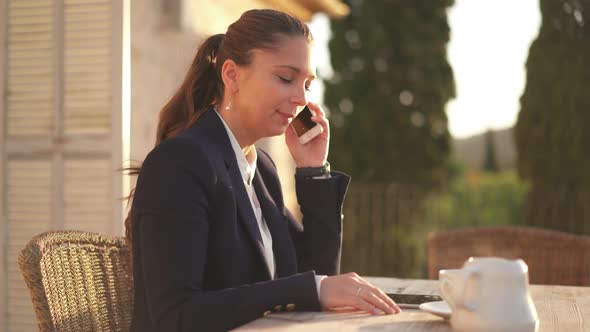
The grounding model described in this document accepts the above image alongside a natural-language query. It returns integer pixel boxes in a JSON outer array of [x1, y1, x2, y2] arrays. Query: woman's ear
[[221, 59, 239, 94]]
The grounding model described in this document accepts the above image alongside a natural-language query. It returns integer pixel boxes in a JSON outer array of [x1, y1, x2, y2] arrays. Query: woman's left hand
[[285, 102, 330, 167]]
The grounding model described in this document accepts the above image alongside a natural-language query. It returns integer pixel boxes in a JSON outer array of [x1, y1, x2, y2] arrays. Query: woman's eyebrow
[[273, 65, 316, 80]]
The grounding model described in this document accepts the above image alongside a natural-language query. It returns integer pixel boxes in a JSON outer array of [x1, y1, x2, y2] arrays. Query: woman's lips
[[277, 111, 294, 124]]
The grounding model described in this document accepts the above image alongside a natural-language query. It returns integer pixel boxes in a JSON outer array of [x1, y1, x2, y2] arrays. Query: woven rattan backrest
[[18, 230, 133, 332], [428, 226, 590, 286]]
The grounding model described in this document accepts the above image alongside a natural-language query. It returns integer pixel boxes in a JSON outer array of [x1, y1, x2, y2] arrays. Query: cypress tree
[[324, 0, 455, 188], [515, 0, 590, 234], [483, 129, 499, 173]]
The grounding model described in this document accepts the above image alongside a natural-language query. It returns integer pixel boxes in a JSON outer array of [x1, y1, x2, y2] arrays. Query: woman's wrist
[[295, 158, 327, 168], [295, 161, 331, 178]]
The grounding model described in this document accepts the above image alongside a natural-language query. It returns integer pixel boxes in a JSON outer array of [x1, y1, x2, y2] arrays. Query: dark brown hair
[[124, 9, 312, 255]]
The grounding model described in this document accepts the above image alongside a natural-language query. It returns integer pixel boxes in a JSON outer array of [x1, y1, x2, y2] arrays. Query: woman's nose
[[290, 85, 308, 106]]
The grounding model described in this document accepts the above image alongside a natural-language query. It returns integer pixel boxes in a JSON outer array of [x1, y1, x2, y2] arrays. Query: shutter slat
[[65, 3, 110, 14], [9, 15, 53, 25], [65, 101, 110, 108], [65, 21, 112, 32], [8, 41, 53, 51], [65, 120, 111, 130], [65, 38, 111, 49], [66, 0, 110, 5], [7, 75, 53, 84], [9, 25, 53, 34], [8, 90, 53, 99], [8, 31, 52, 43], [10, 7, 53, 17], [65, 91, 110, 99], [64, 57, 109, 66], [9, 0, 53, 8], [65, 70, 110, 79], [8, 113, 53, 121], [66, 30, 111, 40], [8, 67, 55, 77], [66, 63, 110, 71], [8, 84, 53, 93], [65, 12, 111, 23]]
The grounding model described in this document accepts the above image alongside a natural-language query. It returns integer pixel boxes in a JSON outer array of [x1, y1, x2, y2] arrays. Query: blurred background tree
[[325, 0, 455, 187], [515, 0, 590, 235], [324, 0, 456, 277], [483, 129, 499, 173]]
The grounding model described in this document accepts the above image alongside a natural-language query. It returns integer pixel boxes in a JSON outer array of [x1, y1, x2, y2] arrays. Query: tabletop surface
[[235, 277, 590, 332]]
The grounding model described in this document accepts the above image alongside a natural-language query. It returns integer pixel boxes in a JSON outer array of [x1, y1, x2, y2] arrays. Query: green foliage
[[325, 0, 455, 187], [422, 170, 529, 232], [341, 170, 529, 279], [515, 0, 590, 234]]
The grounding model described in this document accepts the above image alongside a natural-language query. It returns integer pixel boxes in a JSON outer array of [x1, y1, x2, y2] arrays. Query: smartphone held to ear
[[291, 105, 323, 144]]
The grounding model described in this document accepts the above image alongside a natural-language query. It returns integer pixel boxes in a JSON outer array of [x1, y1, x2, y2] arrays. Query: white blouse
[[215, 110, 325, 297]]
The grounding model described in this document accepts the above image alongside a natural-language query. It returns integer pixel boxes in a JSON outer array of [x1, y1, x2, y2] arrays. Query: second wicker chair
[[428, 226, 590, 286]]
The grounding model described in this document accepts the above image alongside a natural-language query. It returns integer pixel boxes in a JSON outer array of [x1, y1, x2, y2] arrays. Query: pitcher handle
[[440, 277, 456, 311], [458, 270, 480, 312]]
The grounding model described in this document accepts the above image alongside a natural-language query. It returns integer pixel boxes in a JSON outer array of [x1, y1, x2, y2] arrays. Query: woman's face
[[233, 36, 315, 140]]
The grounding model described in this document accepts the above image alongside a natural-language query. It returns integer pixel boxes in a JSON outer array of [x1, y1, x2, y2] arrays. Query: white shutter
[[62, 0, 115, 234], [6, 160, 53, 332], [64, 0, 112, 134], [6, 0, 55, 137], [1, 0, 123, 331], [64, 159, 112, 233], [5, 1, 56, 330]]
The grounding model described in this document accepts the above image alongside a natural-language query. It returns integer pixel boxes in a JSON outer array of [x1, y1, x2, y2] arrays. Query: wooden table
[[236, 277, 590, 332]]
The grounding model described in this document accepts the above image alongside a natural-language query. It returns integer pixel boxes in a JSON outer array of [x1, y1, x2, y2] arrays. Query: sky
[[446, 0, 541, 138], [309, 0, 542, 139]]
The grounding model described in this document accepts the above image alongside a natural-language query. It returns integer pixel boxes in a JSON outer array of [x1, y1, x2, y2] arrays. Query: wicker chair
[[428, 226, 590, 286], [18, 230, 133, 332]]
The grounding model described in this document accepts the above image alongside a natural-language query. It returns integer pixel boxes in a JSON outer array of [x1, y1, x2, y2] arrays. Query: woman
[[127, 9, 400, 332]]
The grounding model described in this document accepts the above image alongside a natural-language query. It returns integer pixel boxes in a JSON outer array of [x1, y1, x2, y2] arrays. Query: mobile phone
[[386, 293, 443, 309], [291, 105, 323, 144]]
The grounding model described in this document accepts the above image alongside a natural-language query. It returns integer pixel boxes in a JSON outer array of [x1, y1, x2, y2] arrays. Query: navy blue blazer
[[130, 108, 350, 331]]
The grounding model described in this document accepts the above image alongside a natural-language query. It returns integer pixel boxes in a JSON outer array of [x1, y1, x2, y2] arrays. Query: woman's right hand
[[319, 273, 402, 315]]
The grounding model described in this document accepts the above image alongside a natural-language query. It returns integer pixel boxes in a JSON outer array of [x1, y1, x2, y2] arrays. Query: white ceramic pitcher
[[439, 257, 539, 332]]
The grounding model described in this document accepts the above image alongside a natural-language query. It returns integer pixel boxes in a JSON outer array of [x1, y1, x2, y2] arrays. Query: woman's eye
[[278, 75, 311, 92], [279, 76, 292, 83]]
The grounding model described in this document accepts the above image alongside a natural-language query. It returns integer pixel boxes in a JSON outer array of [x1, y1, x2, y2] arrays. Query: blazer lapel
[[226, 162, 273, 279], [194, 109, 273, 279], [252, 170, 297, 278], [195, 107, 271, 279]]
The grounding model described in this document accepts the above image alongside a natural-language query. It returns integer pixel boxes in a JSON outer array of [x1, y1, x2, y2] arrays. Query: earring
[[225, 95, 233, 111]]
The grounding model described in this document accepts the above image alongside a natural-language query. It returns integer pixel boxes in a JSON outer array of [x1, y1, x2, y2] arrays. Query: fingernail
[[373, 308, 384, 315]]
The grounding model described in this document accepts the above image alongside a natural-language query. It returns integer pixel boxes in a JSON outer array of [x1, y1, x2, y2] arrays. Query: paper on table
[[269, 308, 369, 322]]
